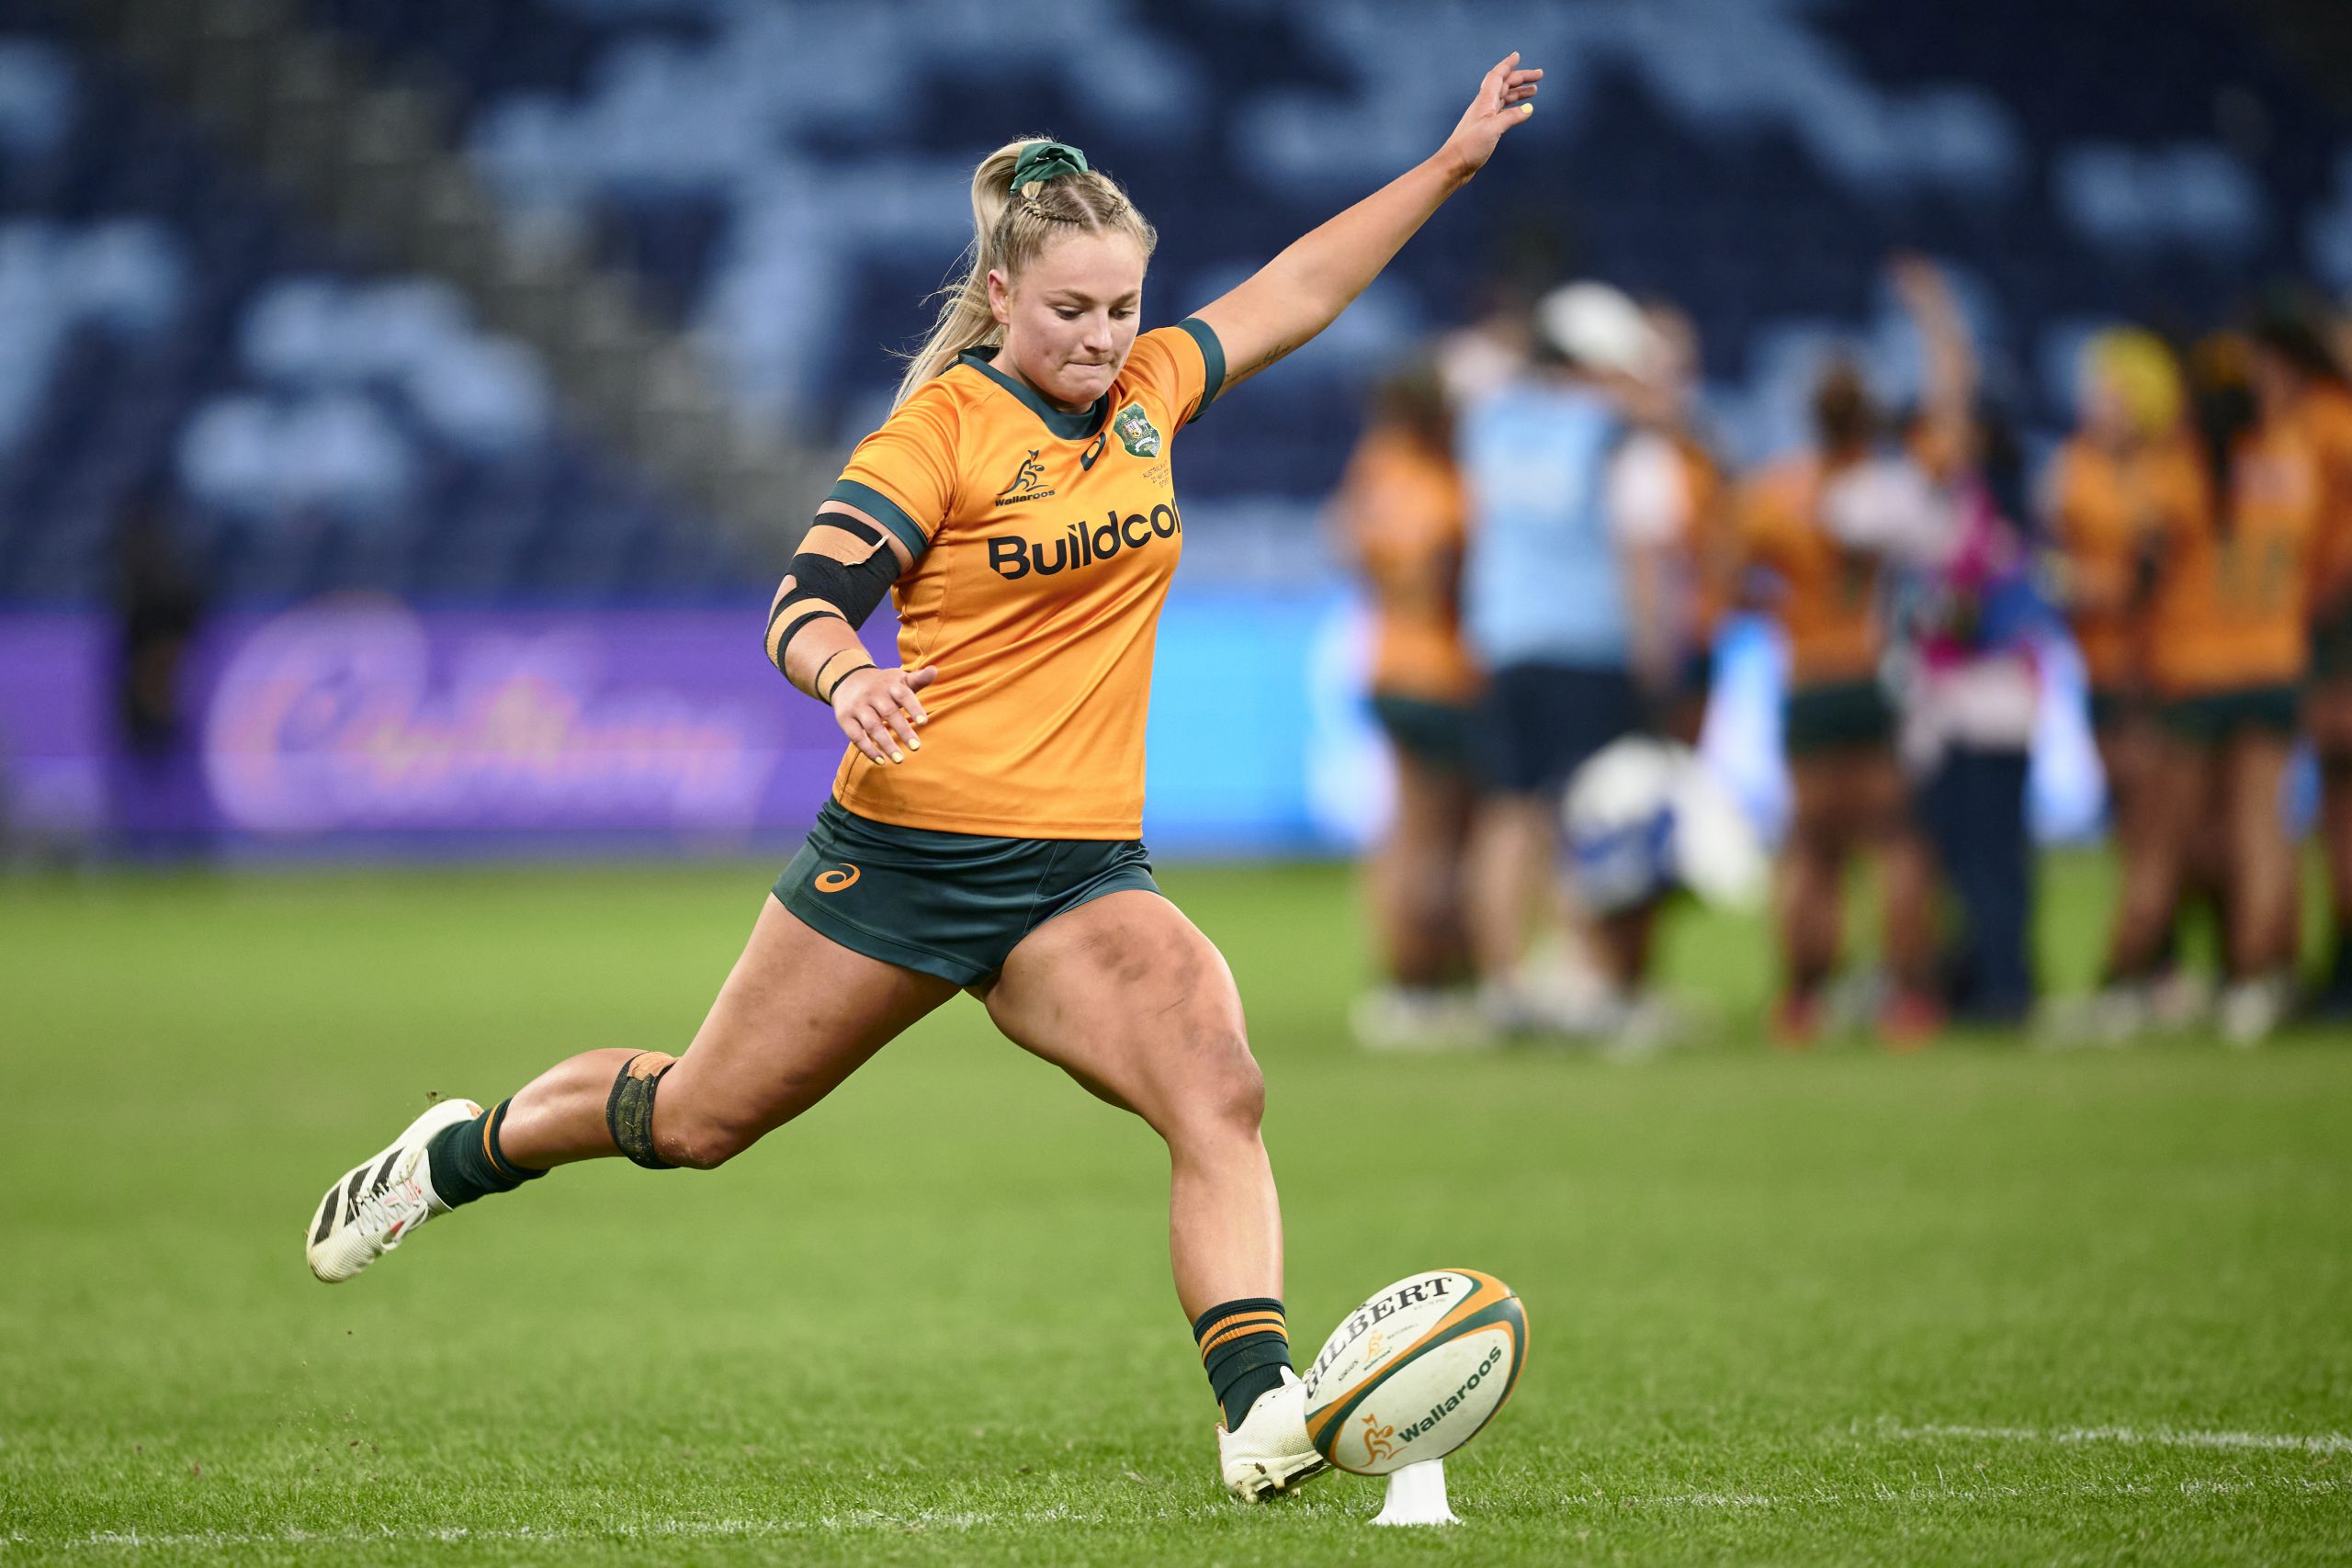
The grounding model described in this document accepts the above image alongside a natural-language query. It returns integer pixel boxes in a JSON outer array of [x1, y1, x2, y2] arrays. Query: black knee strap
[[605, 1052, 678, 1169]]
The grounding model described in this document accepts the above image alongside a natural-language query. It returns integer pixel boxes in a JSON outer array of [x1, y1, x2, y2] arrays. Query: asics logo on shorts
[[814, 863, 861, 893]]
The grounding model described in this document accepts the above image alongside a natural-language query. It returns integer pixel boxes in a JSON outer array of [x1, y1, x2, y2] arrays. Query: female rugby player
[[1331, 361, 1479, 1048], [2046, 331, 2206, 1031], [1737, 359, 1939, 1046], [302, 54, 1544, 1502], [2098, 334, 2319, 1043]]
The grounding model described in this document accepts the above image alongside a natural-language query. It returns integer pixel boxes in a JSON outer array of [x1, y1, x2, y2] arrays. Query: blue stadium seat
[[2, 1, 2346, 606]]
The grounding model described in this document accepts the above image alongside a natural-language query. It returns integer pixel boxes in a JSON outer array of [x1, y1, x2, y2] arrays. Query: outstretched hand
[[833, 663, 937, 766], [1440, 52, 1543, 181]]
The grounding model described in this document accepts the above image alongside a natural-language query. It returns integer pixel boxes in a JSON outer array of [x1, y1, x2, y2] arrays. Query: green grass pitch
[[4, 852, 2349, 1565]]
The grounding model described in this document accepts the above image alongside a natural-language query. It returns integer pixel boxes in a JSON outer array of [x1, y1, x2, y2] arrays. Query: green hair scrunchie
[[1010, 141, 1090, 193]]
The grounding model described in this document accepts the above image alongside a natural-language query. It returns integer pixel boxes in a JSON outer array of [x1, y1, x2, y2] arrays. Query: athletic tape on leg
[[605, 1052, 679, 1169]]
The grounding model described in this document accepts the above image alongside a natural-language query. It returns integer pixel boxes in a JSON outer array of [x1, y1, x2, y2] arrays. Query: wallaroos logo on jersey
[[988, 503, 1182, 581]]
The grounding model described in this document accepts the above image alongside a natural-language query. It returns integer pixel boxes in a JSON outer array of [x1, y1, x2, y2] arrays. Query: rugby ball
[[1302, 1269, 1527, 1475]]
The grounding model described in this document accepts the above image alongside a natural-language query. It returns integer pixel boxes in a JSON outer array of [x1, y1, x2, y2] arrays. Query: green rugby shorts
[[2156, 684, 2301, 746], [1782, 678, 1894, 757], [2312, 602, 2352, 682], [775, 799, 1161, 986]]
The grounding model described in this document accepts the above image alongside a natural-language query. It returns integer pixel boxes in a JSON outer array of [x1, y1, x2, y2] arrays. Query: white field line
[[7, 1475, 2348, 1553], [1, 1510, 1126, 1554], [1880, 1419, 2352, 1456], [1600, 1475, 2349, 1512]]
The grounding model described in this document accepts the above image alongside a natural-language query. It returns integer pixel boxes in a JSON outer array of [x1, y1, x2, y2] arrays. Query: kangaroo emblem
[[1360, 1410, 1399, 1465], [995, 448, 1052, 504]]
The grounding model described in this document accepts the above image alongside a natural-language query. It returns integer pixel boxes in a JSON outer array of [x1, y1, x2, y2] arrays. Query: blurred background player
[[2094, 332, 2318, 1044], [1456, 281, 1679, 1038], [1634, 300, 1733, 748], [1878, 257, 2046, 1027], [1332, 360, 1481, 1049], [2267, 299, 2352, 1018], [109, 481, 208, 864], [2044, 330, 2210, 1031], [1737, 355, 1939, 1047]]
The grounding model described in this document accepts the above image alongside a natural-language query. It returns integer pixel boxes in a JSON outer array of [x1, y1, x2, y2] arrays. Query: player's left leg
[[1772, 754, 1846, 1044], [976, 888, 1321, 1501], [1854, 749, 1942, 1046], [2216, 724, 2297, 1043], [2305, 679, 2352, 1010], [304, 897, 956, 1281], [2101, 730, 2209, 1011]]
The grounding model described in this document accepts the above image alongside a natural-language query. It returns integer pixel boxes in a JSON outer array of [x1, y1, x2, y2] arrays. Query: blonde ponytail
[[895, 136, 1159, 408]]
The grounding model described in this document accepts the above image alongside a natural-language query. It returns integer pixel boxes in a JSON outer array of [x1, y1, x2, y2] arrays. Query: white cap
[[1534, 282, 1654, 375]]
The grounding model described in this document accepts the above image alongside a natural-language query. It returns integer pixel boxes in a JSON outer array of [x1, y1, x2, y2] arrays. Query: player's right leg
[[2215, 724, 2296, 1044], [304, 895, 955, 1282], [1770, 755, 1843, 1045], [2090, 730, 2209, 1039], [978, 888, 1320, 1503], [2304, 675, 2352, 1012]]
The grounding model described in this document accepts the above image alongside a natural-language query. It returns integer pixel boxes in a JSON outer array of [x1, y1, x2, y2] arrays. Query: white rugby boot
[[1216, 1368, 1328, 1501], [304, 1098, 482, 1282], [2218, 975, 2291, 1048]]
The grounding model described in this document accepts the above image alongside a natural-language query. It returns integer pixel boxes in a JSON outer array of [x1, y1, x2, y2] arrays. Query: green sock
[[1193, 1298, 1292, 1428], [424, 1100, 545, 1209]]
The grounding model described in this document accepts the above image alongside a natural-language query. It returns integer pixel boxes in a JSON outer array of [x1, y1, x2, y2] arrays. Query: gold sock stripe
[[480, 1104, 509, 1178], [1198, 1314, 1286, 1361], [1197, 1308, 1284, 1342]]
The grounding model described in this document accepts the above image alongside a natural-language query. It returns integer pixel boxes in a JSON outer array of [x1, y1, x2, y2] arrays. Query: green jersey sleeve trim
[[1176, 317, 1226, 423], [825, 479, 933, 559]]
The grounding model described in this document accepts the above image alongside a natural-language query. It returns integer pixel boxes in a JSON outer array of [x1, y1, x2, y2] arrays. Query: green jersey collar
[[958, 348, 1111, 441]]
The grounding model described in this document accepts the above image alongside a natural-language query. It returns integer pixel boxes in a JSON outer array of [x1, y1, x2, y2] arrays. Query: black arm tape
[[767, 516, 901, 675], [766, 604, 846, 672], [813, 648, 873, 703], [778, 539, 898, 635], [605, 1051, 679, 1169], [820, 514, 888, 549]]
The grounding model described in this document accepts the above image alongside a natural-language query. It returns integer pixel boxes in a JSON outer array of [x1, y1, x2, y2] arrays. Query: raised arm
[[1192, 53, 1542, 390], [1890, 254, 1977, 469]]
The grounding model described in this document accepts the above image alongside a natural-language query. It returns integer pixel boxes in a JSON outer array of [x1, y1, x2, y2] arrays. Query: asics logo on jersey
[[814, 863, 860, 892], [988, 504, 1182, 581], [994, 448, 1055, 505]]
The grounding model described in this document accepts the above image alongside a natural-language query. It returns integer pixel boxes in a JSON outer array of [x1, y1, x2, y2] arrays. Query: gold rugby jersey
[[820, 320, 1223, 838]]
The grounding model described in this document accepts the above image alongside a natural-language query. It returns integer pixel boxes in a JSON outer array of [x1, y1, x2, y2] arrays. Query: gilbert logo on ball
[[1303, 1269, 1527, 1474]]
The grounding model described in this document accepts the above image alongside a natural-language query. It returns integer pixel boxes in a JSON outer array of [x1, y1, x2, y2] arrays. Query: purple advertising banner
[[0, 591, 1361, 860], [0, 612, 110, 842], [0, 601, 895, 853]]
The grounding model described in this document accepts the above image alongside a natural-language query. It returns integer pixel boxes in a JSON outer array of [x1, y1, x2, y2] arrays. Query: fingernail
[[910, 739, 922, 750], [891, 751, 904, 763], [1520, 102, 1533, 116]]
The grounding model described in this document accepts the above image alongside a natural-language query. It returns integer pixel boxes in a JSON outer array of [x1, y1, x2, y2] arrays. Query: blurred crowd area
[[1, 0, 2349, 1051], [1337, 264, 2352, 1055], [0, 0, 2341, 604]]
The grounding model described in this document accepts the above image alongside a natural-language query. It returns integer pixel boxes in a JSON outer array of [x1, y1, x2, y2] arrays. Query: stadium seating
[[0, 4, 743, 606], [0, 0, 2342, 604], [303, 0, 2336, 465]]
